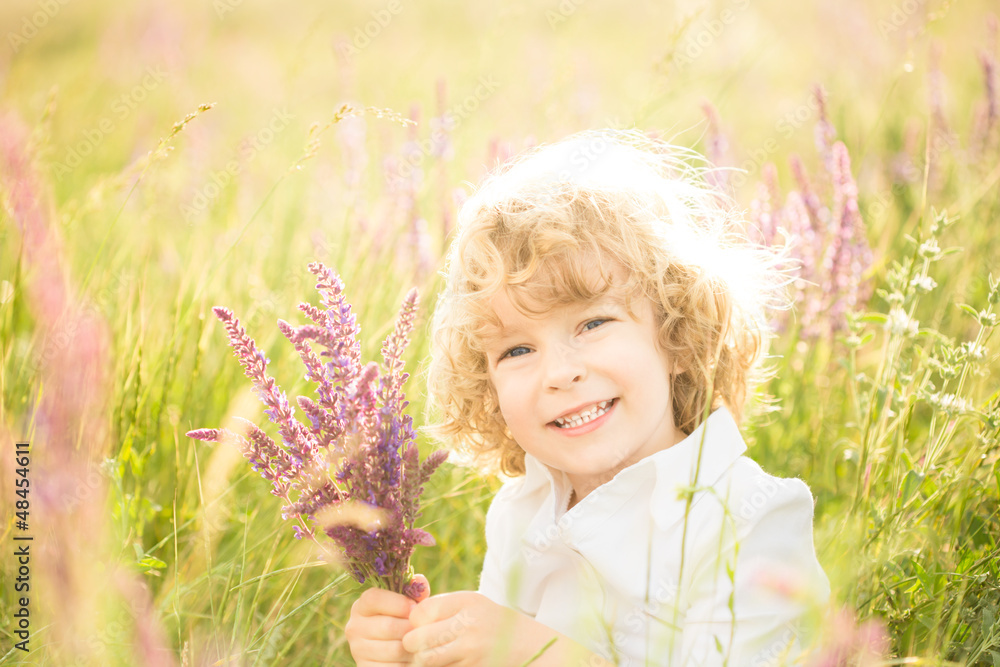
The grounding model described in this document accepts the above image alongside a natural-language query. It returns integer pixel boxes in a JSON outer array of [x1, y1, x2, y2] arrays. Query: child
[[346, 130, 829, 666]]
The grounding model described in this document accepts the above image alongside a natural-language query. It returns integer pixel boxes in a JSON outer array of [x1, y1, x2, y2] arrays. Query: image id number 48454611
[[13, 442, 32, 653]]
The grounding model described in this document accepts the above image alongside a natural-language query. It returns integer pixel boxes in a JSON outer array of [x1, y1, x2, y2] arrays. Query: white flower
[[886, 306, 919, 336], [959, 341, 987, 361], [910, 275, 937, 293], [918, 239, 941, 260], [927, 392, 972, 414]]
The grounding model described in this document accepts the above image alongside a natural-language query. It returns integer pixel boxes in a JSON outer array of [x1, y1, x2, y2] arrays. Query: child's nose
[[543, 345, 587, 390]]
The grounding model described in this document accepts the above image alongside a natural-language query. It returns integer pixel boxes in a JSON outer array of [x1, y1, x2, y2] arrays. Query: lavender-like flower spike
[[186, 421, 295, 499], [235, 417, 296, 484], [813, 84, 837, 173], [827, 141, 872, 330], [297, 395, 344, 450], [737, 89, 875, 341], [278, 318, 337, 415], [212, 307, 317, 468], [745, 112, 873, 340], [186, 428, 225, 442], [308, 262, 362, 363], [700, 102, 730, 191], [401, 444, 447, 530], [189, 264, 446, 600], [381, 289, 419, 408], [791, 156, 825, 230]]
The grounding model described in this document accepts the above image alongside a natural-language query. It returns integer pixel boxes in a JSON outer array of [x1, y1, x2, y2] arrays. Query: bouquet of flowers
[[187, 262, 446, 600]]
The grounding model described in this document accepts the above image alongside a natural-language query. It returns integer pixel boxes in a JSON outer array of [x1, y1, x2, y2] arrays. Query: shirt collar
[[519, 452, 573, 518], [646, 405, 747, 529]]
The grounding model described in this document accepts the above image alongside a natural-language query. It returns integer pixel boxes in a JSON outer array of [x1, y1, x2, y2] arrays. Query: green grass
[[1, 0, 999, 664]]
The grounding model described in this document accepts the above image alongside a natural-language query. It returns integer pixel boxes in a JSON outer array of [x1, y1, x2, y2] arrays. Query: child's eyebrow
[[594, 290, 629, 307], [480, 322, 524, 346], [578, 290, 630, 312], [480, 293, 630, 345]]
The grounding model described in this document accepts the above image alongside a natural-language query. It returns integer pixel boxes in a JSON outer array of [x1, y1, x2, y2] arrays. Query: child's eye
[[582, 318, 609, 332], [500, 345, 530, 360]]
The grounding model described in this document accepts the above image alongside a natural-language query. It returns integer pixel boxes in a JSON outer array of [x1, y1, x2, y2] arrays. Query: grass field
[[1, 0, 999, 664]]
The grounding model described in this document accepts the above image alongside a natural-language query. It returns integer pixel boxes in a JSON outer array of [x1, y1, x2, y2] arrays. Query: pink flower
[[809, 609, 890, 667]]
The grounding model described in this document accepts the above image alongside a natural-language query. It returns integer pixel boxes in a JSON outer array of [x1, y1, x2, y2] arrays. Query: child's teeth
[[555, 400, 612, 428]]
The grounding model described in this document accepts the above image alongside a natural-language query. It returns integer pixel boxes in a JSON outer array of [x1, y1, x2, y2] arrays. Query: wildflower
[[187, 262, 446, 598], [926, 392, 973, 415], [430, 79, 455, 161], [790, 155, 825, 231], [745, 103, 873, 340], [408, 217, 435, 279], [823, 141, 871, 331], [747, 163, 782, 247], [918, 238, 941, 260], [974, 19, 998, 152], [844, 333, 863, 348], [909, 275, 937, 293], [808, 609, 889, 667], [883, 291, 905, 305], [701, 102, 731, 191], [886, 306, 919, 337], [812, 85, 836, 172], [959, 341, 988, 361]]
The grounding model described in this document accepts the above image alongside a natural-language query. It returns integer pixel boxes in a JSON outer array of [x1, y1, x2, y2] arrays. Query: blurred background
[[1, 0, 998, 664]]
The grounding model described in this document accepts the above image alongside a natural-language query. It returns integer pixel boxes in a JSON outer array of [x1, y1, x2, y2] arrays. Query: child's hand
[[345, 575, 430, 666], [402, 588, 613, 666], [405, 591, 605, 667], [403, 591, 513, 666]]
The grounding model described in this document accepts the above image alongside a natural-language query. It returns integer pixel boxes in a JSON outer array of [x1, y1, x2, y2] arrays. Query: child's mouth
[[552, 398, 617, 429]]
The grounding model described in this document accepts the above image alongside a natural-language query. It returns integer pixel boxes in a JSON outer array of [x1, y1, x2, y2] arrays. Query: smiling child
[[346, 129, 829, 666]]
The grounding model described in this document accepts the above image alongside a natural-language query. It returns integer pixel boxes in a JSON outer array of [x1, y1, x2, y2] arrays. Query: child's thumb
[[409, 574, 430, 603]]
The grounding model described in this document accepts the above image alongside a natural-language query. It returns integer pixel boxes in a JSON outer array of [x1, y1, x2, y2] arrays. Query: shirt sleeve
[[674, 476, 830, 666]]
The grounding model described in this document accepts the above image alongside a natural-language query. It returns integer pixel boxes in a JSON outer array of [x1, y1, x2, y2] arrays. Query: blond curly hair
[[426, 129, 784, 476]]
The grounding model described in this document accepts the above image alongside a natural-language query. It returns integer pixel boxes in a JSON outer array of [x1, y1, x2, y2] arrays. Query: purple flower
[[402, 577, 427, 601], [187, 262, 446, 599], [744, 100, 874, 340], [812, 85, 836, 173], [701, 101, 731, 191]]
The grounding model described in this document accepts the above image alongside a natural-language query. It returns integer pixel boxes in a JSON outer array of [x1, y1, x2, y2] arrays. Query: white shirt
[[478, 407, 830, 666]]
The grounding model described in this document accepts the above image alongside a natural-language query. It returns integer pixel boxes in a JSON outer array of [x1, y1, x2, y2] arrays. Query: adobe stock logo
[[181, 108, 294, 224], [7, 0, 72, 53], [392, 76, 500, 179], [739, 475, 781, 521], [51, 67, 168, 181], [336, 0, 406, 59]]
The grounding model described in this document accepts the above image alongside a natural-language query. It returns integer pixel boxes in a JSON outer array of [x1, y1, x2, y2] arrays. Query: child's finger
[[361, 615, 415, 640], [411, 639, 462, 667], [348, 637, 413, 664], [400, 618, 461, 654], [410, 574, 430, 603], [353, 587, 417, 619], [407, 592, 469, 627]]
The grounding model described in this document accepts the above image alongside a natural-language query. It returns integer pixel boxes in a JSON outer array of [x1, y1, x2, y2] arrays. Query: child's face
[[483, 277, 685, 499]]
